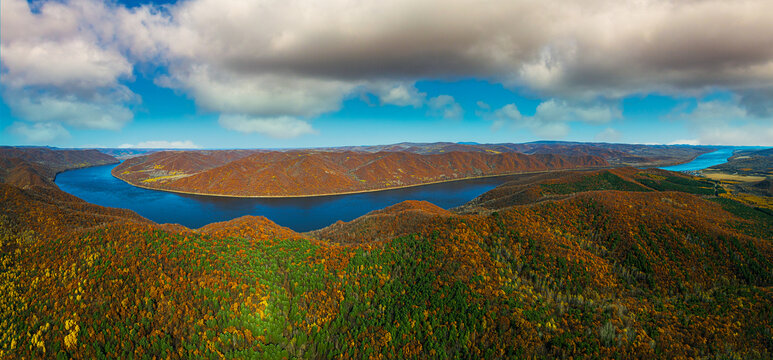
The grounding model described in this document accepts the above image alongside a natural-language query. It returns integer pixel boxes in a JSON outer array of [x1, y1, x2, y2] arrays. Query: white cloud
[[6, 92, 133, 130], [148, 0, 773, 100], [1, 0, 137, 136], [679, 100, 748, 125], [118, 140, 200, 149], [370, 83, 426, 108], [114, 0, 773, 134], [8, 122, 70, 143], [5, 0, 773, 143], [670, 100, 773, 146], [157, 67, 355, 117], [491, 100, 620, 139], [218, 114, 317, 138], [595, 127, 621, 142], [1, 38, 132, 89], [697, 125, 773, 146], [428, 95, 463, 120], [667, 139, 700, 146], [533, 100, 619, 125], [490, 104, 522, 132]]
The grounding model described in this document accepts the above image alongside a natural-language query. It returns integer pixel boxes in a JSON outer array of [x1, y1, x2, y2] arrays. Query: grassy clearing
[[700, 171, 766, 182]]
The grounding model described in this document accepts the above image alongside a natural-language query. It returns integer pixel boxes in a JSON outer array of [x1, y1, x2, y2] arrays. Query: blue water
[[659, 148, 737, 172], [54, 163, 506, 231]]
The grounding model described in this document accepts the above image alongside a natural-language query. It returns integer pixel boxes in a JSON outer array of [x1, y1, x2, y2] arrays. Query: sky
[[2, 0, 773, 149]]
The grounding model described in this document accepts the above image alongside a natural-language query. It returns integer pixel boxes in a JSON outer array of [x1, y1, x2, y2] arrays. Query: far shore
[[111, 166, 617, 199]]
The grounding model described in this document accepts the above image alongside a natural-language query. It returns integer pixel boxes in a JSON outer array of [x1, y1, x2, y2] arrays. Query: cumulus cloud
[[676, 100, 748, 125], [428, 95, 464, 120], [491, 100, 620, 138], [156, 67, 355, 117], [667, 139, 700, 146], [5, 0, 773, 141], [534, 100, 620, 125], [697, 125, 773, 146], [1, 38, 132, 89], [670, 100, 773, 146], [1, 0, 138, 141], [594, 128, 621, 143], [490, 104, 522, 132], [118, 140, 200, 149], [369, 83, 426, 108], [8, 122, 70, 143], [148, 0, 773, 98], [218, 115, 317, 139], [118, 0, 773, 135], [5, 92, 134, 130]]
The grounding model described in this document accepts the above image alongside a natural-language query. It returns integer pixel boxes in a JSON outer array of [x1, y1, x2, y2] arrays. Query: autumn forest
[[0, 144, 772, 359]]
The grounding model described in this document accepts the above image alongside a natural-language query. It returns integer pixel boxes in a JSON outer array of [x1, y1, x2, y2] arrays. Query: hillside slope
[[330, 141, 714, 166], [114, 150, 609, 196], [0, 147, 118, 179], [456, 167, 721, 211], [2, 148, 772, 359]]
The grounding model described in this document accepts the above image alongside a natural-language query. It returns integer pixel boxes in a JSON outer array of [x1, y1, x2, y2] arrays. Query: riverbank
[[56, 163, 512, 230], [51, 159, 120, 181], [112, 166, 616, 199], [659, 148, 737, 172]]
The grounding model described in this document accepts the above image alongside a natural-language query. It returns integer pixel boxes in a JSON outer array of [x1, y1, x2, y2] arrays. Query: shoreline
[[111, 166, 615, 199], [650, 147, 719, 168], [659, 147, 737, 171], [51, 160, 121, 182]]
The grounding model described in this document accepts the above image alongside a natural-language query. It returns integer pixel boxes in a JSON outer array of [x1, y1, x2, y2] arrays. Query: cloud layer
[[3, 0, 773, 143]]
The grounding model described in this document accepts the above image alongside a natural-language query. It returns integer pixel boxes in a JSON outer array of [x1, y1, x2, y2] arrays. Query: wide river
[[55, 163, 508, 231], [55, 148, 742, 232], [659, 147, 737, 172]]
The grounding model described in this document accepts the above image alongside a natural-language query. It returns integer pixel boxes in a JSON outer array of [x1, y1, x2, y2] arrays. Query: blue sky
[[2, 0, 773, 148]]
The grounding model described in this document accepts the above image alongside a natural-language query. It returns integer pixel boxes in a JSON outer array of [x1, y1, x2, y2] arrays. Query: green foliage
[[710, 197, 773, 239], [541, 172, 651, 194], [638, 175, 716, 195]]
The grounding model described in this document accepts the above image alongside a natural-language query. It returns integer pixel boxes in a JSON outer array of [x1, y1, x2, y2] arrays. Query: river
[[659, 148, 737, 172], [55, 163, 507, 231]]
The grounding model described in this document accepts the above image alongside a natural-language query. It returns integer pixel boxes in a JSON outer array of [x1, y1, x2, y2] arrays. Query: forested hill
[[0, 147, 117, 178], [0, 147, 119, 189], [1, 148, 772, 359], [113, 150, 609, 197]]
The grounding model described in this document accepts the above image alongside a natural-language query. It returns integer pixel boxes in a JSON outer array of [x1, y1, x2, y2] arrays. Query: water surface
[[55, 164, 506, 231], [659, 148, 736, 172]]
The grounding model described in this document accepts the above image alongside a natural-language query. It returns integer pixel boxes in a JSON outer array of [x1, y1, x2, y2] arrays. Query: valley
[[111, 142, 711, 197], [1, 144, 771, 358]]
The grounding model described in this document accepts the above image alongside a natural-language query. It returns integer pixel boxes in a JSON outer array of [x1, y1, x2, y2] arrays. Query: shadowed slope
[[0, 158, 55, 188]]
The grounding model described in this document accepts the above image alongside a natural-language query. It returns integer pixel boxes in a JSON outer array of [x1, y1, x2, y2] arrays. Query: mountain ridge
[[113, 150, 610, 197]]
